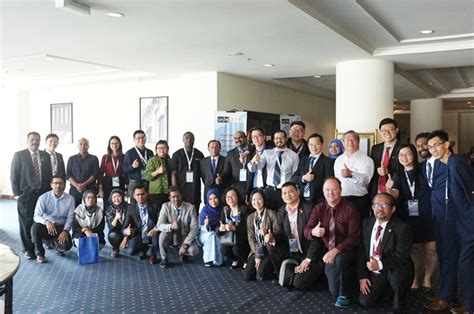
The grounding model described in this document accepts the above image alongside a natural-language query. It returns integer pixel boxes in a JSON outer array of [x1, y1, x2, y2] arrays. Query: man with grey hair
[[334, 130, 374, 220]]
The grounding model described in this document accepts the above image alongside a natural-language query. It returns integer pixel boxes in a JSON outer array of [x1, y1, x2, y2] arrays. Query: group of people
[[10, 118, 473, 313]]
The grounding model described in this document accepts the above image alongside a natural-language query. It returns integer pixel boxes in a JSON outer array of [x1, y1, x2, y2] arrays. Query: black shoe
[[24, 251, 36, 260], [204, 262, 213, 267], [56, 250, 65, 257], [159, 259, 168, 268], [137, 251, 146, 260], [180, 255, 189, 263]]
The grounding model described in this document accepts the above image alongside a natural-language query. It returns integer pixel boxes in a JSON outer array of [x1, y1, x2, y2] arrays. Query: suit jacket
[[223, 146, 256, 200], [200, 155, 227, 195], [11, 149, 52, 200], [247, 209, 280, 258], [292, 153, 333, 204], [124, 202, 158, 237], [157, 201, 198, 245], [357, 216, 414, 280], [369, 141, 401, 198], [45, 150, 66, 179], [275, 201, 324, 261]]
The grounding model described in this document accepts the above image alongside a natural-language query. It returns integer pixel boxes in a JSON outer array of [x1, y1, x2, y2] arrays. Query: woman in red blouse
[[98, 136, 128, 209]]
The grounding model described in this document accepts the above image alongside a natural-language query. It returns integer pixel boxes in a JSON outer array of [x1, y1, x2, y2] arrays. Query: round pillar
[[336, 59, 394, 134], [410, 98, 442, 142]]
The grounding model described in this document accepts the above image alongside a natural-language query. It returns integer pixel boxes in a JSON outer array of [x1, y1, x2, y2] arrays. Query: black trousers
[[324, 250, 357, 298], [31, 223, 72, 257], [243, 254, 274, 281], [344, 194, 371, 221], [263, 186, 284, 211], [359, 267, 414, 310], [108, 230, 124, 253], [17, 190, 42, 252]]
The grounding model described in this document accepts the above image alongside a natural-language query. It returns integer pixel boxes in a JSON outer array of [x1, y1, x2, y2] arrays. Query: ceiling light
[[263, 64, 274, 67], [468, 101, 472, 104], [55, 0, 90, 16], [106, 12, 124, 17], [419, 30, 434, 34], [428, 82, 434, 85], [313, 75, 321, 78], [227, 52, 244, 56]]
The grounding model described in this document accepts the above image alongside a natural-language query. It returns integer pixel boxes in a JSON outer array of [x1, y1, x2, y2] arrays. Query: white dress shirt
[[334, 150, 374, 196]]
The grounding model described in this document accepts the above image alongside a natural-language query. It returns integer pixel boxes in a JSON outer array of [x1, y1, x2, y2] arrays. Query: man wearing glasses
[[358, 193, 414, 313], [424, 130, 474, 313], [369, 118, 401, 198], [123, 130, 154, 196]]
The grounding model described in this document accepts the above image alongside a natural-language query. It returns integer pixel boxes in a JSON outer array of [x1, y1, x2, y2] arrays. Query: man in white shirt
[[334, 130, 374, 220], [249, 130, 299, 210]]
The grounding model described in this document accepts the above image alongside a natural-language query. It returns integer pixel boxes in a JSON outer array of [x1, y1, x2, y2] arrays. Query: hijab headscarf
[[106, 188, 127, 226], [199, 189, 223, 229], [75, 189, 104, 229], [328, 138, 345, 160]]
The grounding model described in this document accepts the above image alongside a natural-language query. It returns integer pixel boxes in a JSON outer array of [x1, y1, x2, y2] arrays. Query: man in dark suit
[[369, 118, 401, 198], [44, 133, 66, 179], [268, 182, 324, 291], [292, 133, 333, 205], [200, 140, 226, 201], [122, 184, 159, 265], [223, 131, 255, 201], [10, 131, 52, 259], [358, 192, 414, 313]]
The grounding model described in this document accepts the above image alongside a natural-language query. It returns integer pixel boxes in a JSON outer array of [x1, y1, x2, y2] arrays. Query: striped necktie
[[32, 152, 41, 188], [273, 151, 283, 187], [303, 156, 316, 198]]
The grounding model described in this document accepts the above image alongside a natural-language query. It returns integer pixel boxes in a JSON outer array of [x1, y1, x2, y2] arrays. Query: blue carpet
[[0, 200, 437, 313]]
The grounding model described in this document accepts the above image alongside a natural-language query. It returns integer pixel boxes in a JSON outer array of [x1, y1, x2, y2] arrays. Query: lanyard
[[111, 155, 120, 175], [254, 209, 266, 243], [404, 170, 416, 198], [183, 148, 195, 171], [134, 147, 148, 166]]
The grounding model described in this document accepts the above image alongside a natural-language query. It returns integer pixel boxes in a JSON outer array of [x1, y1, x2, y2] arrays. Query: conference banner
[[280, 114, 301, 134], [214, 111, 247, 155]]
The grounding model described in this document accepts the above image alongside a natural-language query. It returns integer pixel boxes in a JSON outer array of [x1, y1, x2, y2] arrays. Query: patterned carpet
[[0, 200, 439, 313]]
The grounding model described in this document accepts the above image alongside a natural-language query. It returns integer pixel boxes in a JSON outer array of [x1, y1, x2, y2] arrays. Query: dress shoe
[[450, 305, 469, 314], [24, 251, 36, 260], [111, 251, 119, 258], [204, 262, 213, 267], [180, 255, 189, 263], [159, 259, 168, 268], [36, 256, 47, 263], [149, 255, 157, 265], [137, 251, 146, 260], [56, 250, 65, 257], [424, 299, 452, 311]]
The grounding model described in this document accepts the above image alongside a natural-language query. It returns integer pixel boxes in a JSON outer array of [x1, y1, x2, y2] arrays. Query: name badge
[[239, 169, 247, 182], [112, 176, 120, 187], [186, 171, 194, 183], [289, 238, 299, 253], [257, 244, 266, 257], [408, 199, 419, 216], [140, 170, 145, 179]]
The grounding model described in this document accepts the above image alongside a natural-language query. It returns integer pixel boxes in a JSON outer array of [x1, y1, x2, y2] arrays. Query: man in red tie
[[358, 192, 414, 313], [304, 177, 360, 308], [369, 118, 401, 199]]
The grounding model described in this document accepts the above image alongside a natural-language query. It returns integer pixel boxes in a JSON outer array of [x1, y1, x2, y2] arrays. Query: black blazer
[[275, 201, 324, 261], [369, 141, 401, 197], [200, 155, 227, 195], [124, 202, 158, 236], [223, 146, 256, 200], [357, 216, 414, 280], [292, 154, 333, 205], [10, 149, 52, 200], [45, 150, 66, 179]]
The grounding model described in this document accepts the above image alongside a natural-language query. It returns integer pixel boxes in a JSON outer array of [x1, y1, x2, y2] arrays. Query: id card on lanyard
[[404, 171, 419, 216], [289, 238, 299, 253], [135, 147, 148, 179], [111, 156, 120, 187], [184, 148, 194, 183]]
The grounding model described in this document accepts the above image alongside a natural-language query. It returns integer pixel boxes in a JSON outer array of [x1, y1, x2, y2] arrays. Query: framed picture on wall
[[335, 129, 378, 156], [139, 96, 168, 143], [50, 103, 73, 143]]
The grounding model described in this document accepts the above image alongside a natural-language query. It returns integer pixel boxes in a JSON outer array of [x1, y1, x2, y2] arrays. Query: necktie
[[211, 158, 217, 176], [139, 207, 148, 238], [303, 156, 316, 198], [51, 153, 57, 175], [427, 162, 433, 187], [372, 225, 383, 256], [32, 152, 41, 188], [328, 208, 336, 250], [378, 146, 391, 192], [273, 151, 283, 187]]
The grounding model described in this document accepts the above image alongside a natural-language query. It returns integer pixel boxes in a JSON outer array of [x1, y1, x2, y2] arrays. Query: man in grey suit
[[156, 185, 199, 268], [11, 131, 52, 259]]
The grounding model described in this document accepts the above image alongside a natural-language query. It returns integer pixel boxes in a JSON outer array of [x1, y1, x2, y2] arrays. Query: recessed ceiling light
[[263, 64, 274, 67], [227, 52, 244, 56], [419, 30, 434, 34], [428, 82, 434, 85], [467, 101, 472, 104], [313, 75, 321, 78], [106, 12, 124, 17]]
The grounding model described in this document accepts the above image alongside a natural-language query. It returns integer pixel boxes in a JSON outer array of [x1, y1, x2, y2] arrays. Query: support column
[[410, 98, 442, 142], [336, 59, 394, 135]]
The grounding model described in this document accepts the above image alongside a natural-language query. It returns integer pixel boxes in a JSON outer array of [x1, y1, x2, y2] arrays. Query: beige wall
[[217, 73, 336, 153]]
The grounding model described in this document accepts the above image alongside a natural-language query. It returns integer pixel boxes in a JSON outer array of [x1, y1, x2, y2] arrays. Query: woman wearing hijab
[[328, 139, 345, 166], [199, 189, 223, 267], [72, 190, 106, 249], [106, 188, 128, 257]]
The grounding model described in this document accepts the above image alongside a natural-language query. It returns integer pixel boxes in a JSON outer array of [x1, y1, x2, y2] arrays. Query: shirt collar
[[374, 220, 389, 230]]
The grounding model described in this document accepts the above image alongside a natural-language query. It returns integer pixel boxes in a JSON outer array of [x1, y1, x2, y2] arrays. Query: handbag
[[278, 259, 299, 288], [219, 231, 236, 246], [78, 235, 100, 265]]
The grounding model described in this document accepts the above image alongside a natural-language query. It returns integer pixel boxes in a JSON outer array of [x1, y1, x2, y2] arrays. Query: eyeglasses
[[398, 153, 413, 158], [372, 203, 392, 209], [380, 128, 396, 134], [135, 136, 146, 140], [428, 141, 444, 150]]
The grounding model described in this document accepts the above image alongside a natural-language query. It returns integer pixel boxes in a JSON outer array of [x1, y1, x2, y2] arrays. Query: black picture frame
[[50, 103, 73, 143], [139, 96, 168, 143]]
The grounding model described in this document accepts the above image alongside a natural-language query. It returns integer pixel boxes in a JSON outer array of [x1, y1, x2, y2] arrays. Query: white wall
[[217, 73, 336, 152]]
